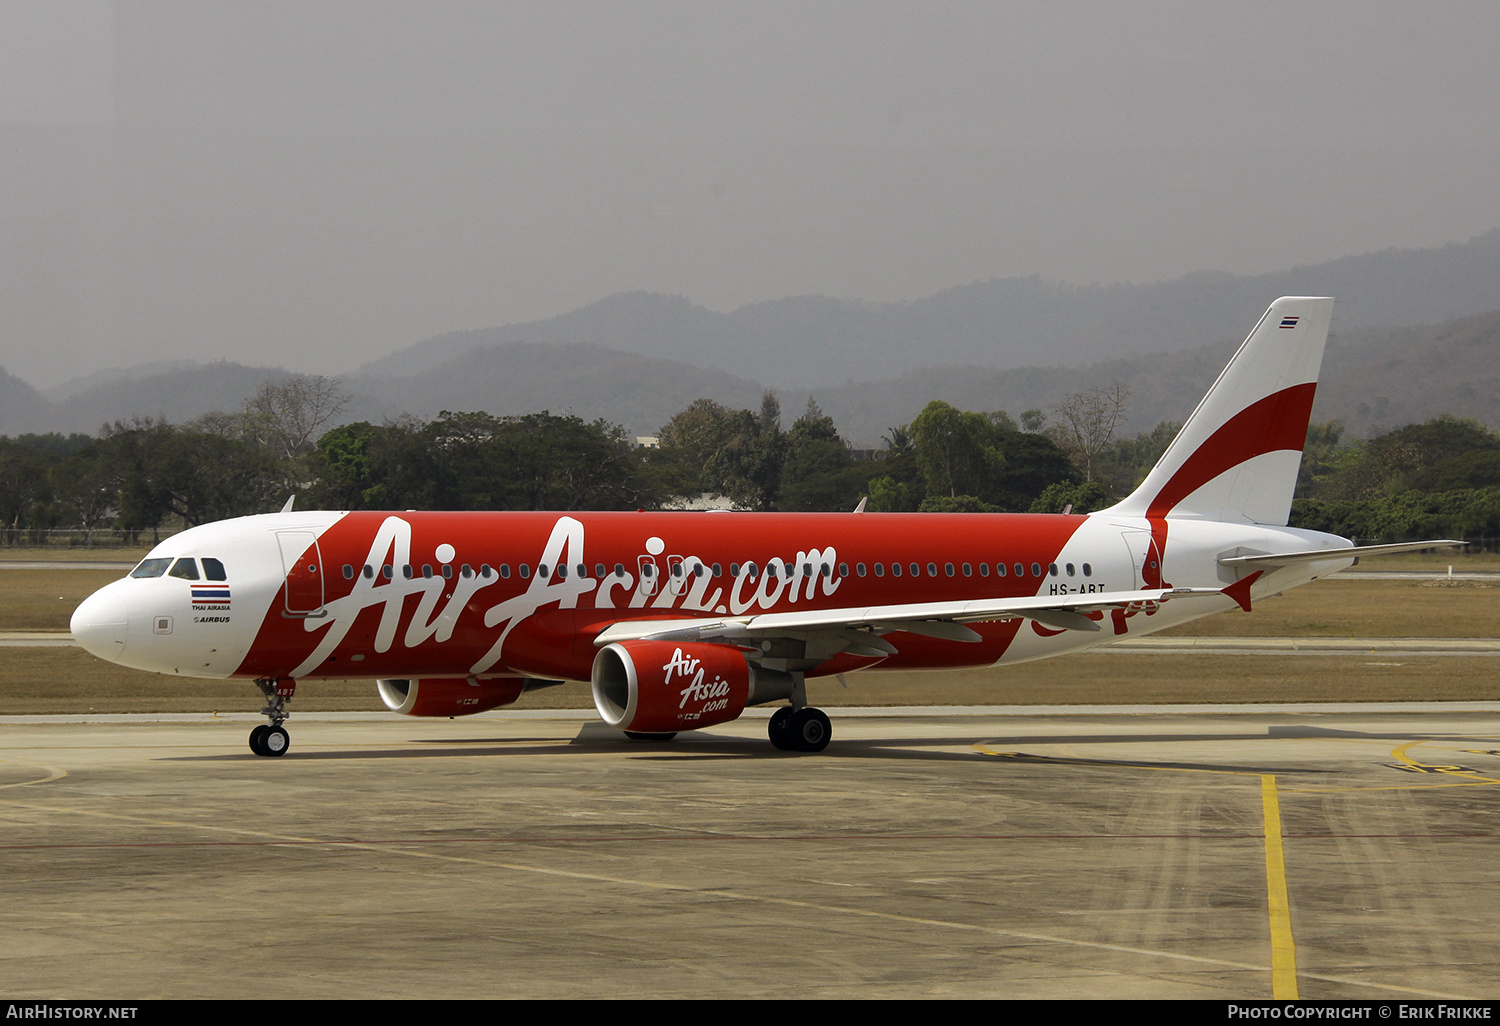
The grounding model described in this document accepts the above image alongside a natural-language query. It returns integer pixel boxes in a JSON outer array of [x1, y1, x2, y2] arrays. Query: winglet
[[1222, 571, 1263, 613]]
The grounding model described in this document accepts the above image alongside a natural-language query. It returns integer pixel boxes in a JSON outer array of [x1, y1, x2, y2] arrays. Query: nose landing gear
[[249, 677, 296, 757]]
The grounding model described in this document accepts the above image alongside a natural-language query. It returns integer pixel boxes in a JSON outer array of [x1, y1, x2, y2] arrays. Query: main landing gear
[[249, 677, 296, 757], [765, 669, 831, 752], [768, 705, 832, 753]]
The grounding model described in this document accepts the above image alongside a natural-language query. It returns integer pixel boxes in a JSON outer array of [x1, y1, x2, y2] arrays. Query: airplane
[[69, 296, 1456, 757]]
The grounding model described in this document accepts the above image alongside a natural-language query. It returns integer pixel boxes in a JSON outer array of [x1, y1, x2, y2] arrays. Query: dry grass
[[0, 547, 149, 563], [1354, 549, 1500, 572], [1159, 578, 1500, 638], [0, 570, 126, 630]]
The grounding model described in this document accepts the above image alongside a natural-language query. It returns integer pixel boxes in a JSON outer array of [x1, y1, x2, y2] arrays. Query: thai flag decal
[[191, 584, 231, 605], [1279, 316, 1300, 329]]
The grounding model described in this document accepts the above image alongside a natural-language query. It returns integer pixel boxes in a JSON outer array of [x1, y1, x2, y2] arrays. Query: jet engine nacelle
[[377, 676, 527, 717], [591, 640, 766, 733]]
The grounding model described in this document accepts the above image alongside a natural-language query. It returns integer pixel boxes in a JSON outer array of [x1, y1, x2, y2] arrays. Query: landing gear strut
[[249, 677, 295, 757]]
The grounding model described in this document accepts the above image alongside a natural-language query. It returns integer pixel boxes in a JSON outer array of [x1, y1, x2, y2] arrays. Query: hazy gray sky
[[3, 1, 1499, 388]]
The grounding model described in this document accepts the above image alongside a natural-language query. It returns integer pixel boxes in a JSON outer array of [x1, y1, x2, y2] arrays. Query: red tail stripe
[[1145, 383, 1317, 520]]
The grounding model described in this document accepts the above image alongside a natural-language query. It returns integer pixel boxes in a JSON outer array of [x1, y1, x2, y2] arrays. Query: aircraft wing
[[593, 585, 1227, 654]]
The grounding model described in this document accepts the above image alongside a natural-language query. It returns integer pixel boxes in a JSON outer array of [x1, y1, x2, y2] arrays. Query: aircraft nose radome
[[70, 592, 129, 663]]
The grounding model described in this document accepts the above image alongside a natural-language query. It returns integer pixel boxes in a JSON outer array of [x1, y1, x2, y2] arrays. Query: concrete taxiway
[[4, 707, 1500, 999]]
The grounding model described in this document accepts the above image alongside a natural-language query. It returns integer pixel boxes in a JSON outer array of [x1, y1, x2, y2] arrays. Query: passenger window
[[363, 565, 375, 579], [202, 558, 228, 581], [1014, 563, 1024, 577], [911, 563, 921, 577], [874, 563, 885, 577], [1031, 563, 1042, 577], [1083, 563, 1093, 577], [168, 558, 199, 581], [519, 564, 531, 579], [962, 563, 972, 577], [1049, 564, 1058, 577], [891, 563, 902, 577], [342, 564, 354, 580], [996, 563, 1006, 577], [461, 564, 473, 579], [978, 563, 989, 577], [945, 562, 954, 577], [130, 558, 172, 579]]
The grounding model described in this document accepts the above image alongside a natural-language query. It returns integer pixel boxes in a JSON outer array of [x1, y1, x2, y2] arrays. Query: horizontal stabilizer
[[1220, 540, 1464, 568]]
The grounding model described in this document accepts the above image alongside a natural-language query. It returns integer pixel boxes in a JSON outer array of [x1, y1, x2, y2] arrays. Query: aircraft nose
[[70, 590, 129, 663]]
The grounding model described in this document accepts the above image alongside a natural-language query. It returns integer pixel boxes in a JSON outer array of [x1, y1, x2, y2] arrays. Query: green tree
[[779, 398, 861, 511], [910, 400, 1005, 500]]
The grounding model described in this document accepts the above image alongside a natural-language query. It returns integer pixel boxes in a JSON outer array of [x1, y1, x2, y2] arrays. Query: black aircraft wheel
[[768, 706, 795, 750], [789, 708, 831, 753], [262, 725, 290, 757], [249, 724, 269, 756], [623, 731, 678, 741]]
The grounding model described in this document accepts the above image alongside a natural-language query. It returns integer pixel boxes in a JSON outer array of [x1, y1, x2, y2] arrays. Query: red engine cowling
[[377, 676, 526, 717], [591, 641, 752, 733]]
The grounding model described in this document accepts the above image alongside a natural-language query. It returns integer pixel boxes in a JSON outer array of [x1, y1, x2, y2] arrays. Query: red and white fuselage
[[70, 506, 1351, 684]]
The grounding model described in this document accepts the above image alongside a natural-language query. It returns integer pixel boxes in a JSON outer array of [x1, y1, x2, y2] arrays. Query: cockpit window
[[202, 558, 227, 581], [130, 558, 172, 579], [168, 558, 200, 581]]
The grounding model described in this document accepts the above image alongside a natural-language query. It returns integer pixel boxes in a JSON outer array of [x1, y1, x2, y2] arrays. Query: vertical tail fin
[[1105, 296, 1333, 526]]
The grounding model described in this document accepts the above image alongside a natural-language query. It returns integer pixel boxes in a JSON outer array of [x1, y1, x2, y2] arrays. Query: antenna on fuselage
[[280, 495, 296, 513]]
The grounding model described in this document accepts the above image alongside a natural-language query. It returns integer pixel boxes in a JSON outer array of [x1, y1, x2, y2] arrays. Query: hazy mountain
[[43, 360, 204, 402], [356, 230, 1500, 388], [0, 367, 51, 435], [9, 362, 393, 438], [349, 341, 764, 437], [4, 237, 1498, 448], [798, 309, 1500, 445]]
